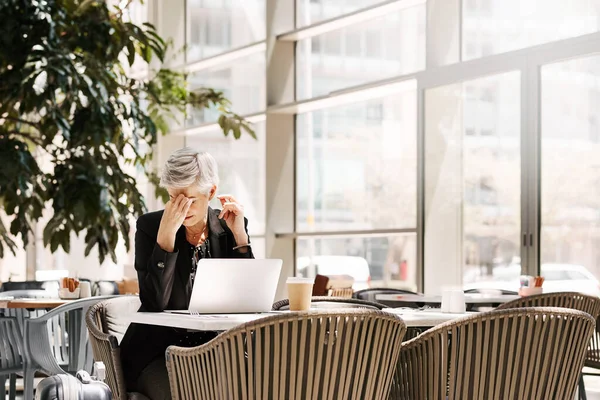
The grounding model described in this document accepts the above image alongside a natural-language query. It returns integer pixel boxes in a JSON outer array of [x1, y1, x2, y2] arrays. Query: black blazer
[[120, 207, 253, 385]]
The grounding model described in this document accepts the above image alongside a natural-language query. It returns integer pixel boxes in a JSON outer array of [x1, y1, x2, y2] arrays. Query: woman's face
[[167, 184, 216, 227]]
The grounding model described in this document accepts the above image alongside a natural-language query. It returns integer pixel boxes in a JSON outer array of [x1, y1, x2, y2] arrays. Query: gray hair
[[160, 147, 219, 194]]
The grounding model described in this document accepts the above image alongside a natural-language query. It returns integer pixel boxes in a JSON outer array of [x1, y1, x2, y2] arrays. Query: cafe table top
[[376, 293, 520, 304], [0, 297, 71, 309], [131, 308, 473, 332]]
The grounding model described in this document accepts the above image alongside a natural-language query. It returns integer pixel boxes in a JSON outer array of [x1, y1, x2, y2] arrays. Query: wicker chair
[[495, 292, 600, 315], [166, 310, 407, 400], [392, 307, 595, 400], [272, 296, 386, 311], [85, 296, 148, 400], [495, 291, 600, 399]]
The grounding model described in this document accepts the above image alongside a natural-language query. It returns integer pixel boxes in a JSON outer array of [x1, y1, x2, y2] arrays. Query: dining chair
[[391, 307, 595, 400], [0, 281, 59, 292], [22, 296, 117, 400], [0, 317, 25, 400], [166, 310, 407, 400], [272, 296, 386, 311], [353, 288, 420, 302], [496, 291, 600, 399], [85, 296, 149, 400]]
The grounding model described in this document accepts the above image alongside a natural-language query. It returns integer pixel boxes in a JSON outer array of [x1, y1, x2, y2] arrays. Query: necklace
[[186, 223, 208, 246]]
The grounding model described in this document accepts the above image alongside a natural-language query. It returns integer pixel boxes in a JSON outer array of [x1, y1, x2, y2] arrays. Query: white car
[[464, 263, 600, 297], [296, 255, 371, 290]]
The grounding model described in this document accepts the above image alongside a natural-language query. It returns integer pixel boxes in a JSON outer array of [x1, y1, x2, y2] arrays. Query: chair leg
[[8, 374, 16, 400], [579, 374, 588, 400], [23, 367, 35, 400], [0, 374, 7, 400]]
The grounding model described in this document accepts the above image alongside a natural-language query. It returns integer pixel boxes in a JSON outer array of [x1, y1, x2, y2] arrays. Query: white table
[[376, 293, 520, 305], [382, 308, 473, 327], [130, 311, 268, 331], [131, 309, 472, 331]]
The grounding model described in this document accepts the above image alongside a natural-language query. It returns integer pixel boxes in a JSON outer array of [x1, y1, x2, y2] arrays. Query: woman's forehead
[[168, 186, 205, 198]]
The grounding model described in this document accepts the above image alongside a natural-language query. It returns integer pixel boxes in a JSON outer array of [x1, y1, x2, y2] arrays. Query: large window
[[296, 80, 417, 289], [186, 52, 266, 126], [186, 122, 266, 236], [462, 0, 600, 60], [541, 55, 600, 296], [425, 72, 521, 292], [184, 0, 267, 255], [296, 0, 388, 27], [296, 5, 425, 99], [187, 0, 265, 62]]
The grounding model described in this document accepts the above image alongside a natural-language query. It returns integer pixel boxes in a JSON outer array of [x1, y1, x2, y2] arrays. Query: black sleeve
[[135, 218, 179, 312], [232, 217, 254, 259]]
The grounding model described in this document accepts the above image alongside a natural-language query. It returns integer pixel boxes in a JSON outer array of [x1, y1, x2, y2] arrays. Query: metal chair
[[166, 310, 407, 400], [0, 281, 59, 292], [464, 288, 518, 295], [85, 296, 149, 400], [353, 287, 420, 302], [91, 281, 120, 296], [392, 307, 595, 400], [496, 291, 600, 400], [271, 296, 386, 311], [22, 296, 116, 400], [0, 317, 25, 400]]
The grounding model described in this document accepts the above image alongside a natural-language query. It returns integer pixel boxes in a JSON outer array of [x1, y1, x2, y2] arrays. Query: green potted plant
[[0, 0, 254, 263]]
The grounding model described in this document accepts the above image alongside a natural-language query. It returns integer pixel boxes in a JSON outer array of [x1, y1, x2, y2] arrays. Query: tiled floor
[[5, 376, 600, 399]]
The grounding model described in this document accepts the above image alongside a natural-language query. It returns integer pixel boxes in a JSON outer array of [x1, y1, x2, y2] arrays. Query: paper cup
[[287, 277, 314, 311]]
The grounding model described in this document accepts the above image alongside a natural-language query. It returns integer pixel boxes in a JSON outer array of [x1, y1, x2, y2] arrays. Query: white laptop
[[168, 259, 282, 314]]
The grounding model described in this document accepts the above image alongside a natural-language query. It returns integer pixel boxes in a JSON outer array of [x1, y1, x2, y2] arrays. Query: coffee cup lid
[[286, 277, 314, 284]]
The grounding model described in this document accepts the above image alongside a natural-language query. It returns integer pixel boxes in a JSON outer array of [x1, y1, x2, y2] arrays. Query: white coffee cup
[[441, 286, 465, 313], [449, 290, 466, 313], [79, 281, 92, 298]]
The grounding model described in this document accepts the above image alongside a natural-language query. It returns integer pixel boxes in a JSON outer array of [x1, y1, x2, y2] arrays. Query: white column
[[421, 0, 462, 294], [265, 0, 296, 300]]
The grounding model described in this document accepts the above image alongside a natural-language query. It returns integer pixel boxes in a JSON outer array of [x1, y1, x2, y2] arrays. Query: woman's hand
[[217, 194, 248, 245], [157, 194, 192, 252]]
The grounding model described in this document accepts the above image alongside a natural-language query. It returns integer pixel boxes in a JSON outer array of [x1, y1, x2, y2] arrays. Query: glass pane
[[296, 0, 388, 27], [186, 122, 266, 235], [541, 55, 600, 297], [296, 5, 425, 99], [249, 237, 266, 259], [462, 0, 600, 61], [187, 0, 266, 62], [296, 234, 417, 291], [186, 52, 266, 126], [425, 71, 521, 292], [296, 83, 417, 231]]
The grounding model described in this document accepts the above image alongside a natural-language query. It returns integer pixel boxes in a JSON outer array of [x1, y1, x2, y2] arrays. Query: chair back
[[393, 307, 595, 400], [0, 281, 59, 292], [167, 310, 407, 400], [0, 290, 56, 335], [496, 291, 600, 374], [271, 296, 385, 311], [91, 281, 120, 296], [495, 291, 600, 316], [0, 317, 25, 374], [86, 296, 141, 400], [353, 288, 420, 306]]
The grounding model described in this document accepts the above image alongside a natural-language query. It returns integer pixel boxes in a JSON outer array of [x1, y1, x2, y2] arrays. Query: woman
[[120, 148, 253, 399]]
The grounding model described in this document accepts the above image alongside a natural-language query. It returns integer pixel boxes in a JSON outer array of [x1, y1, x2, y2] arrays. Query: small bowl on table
[[58, 288, 80, 299], [518, 287, 543, 297]]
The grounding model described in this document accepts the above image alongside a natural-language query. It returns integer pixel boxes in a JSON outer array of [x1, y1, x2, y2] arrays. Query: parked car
[[296, 255, 371, 290], [464, 263, 600, 297]]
